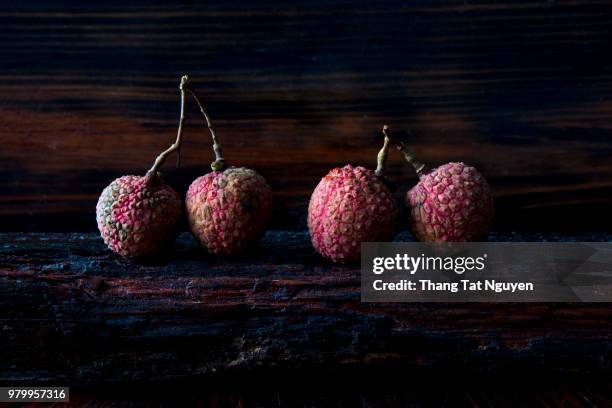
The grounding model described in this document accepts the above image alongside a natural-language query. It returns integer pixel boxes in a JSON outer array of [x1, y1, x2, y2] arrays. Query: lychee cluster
[[406, 162, 493, 242], [186, 167, 272, 255], [306, 126, 495, 263], [96, 75, 494, 262], [308, 165, 397, 263], [96, 75, 273, 259], [96, 175, 182, 258]]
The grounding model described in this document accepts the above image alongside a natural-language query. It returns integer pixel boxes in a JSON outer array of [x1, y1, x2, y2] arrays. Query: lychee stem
[[374, 134, 391, 177], [382, 125, 427, 178], [147, 75, 189, 176], [182, 80, 226, 172]]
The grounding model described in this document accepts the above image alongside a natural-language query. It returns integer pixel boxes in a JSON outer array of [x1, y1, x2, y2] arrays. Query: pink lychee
[[186, 167, 272, 255], [182, 81, 273, 255], [95, 75, 189, 258], [407, 162, 493, 241], [308, 163, 398, 263], [383, 126, 494, 242], [96, 174, 182, 258]]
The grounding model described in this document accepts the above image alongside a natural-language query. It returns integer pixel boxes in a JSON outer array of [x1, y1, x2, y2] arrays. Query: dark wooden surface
[[1, 1, 612, 232], [1, 231, 611, 391]]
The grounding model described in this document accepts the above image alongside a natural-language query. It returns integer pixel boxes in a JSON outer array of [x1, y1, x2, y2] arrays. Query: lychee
[[183, 81, 273, 255], [384, 126, 494, 242], [96, 76, 188, 258], [96, 175, 182, 258], [308, 137, 398, 263]]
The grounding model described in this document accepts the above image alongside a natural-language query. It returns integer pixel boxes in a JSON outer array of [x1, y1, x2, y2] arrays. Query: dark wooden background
[[1, 0, 612, 232]]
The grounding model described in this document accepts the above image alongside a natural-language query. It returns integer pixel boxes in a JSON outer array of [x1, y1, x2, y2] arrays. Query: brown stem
[[374, 134, 391, 177], [183, 80, 226, 172], [147, 75, 189, 176], [382, 125, 427, 178]]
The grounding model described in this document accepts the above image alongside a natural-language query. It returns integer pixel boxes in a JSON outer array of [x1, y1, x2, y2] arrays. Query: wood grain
[[1, 231, 611, 388], [1, 1, 612, 231]]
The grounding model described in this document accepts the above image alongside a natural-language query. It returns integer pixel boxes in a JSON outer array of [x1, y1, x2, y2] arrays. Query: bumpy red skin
[[186, 167, 273, 255], [308, 165, 398, 263], [96, 174, 182, 258], [406, 162, 493, 242]]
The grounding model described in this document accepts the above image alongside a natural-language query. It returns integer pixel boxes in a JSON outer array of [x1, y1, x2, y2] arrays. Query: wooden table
[[1, 231, 611, 405]]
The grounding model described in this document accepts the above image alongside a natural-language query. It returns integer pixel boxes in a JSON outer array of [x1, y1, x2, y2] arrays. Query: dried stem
[[147, 75, 189, 176], [375, 134, 391, 177], [382, 125, 427, 178], [183, 80, 226, 172]]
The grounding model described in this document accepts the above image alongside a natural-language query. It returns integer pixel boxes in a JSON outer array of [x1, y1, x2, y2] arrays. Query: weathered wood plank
[[1, 1, 612, 231], [0, 231, 611, 386]]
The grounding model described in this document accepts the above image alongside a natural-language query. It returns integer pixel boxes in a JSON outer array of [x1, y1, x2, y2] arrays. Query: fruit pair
[[308, 126, 493, 263], [96, 76, 272, 259]]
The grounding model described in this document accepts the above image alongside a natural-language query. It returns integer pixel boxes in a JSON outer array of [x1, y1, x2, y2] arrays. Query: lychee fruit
[[96, 174, 182, 258], [383, 126, 494, 242], [183, 81, 273, 255], [308, 137, 398, 263], [96, 76, 188, 258]]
